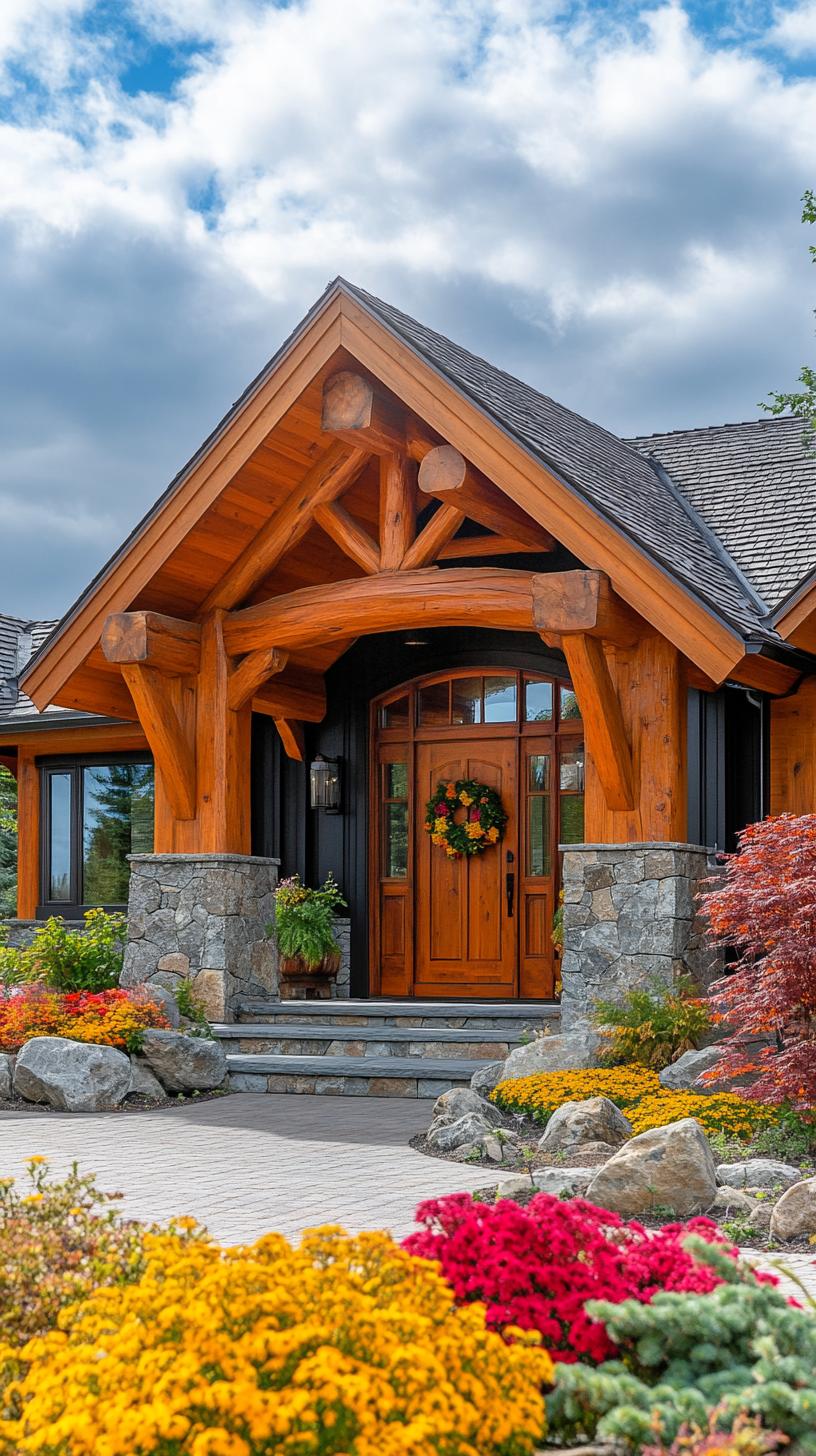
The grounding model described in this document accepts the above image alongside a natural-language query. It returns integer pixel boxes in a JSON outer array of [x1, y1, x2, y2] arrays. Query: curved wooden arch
[[222, 566, 636, 656]]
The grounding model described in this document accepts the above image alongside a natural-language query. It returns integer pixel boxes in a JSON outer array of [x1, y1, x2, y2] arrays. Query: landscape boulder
[[716, 1159, 802, 1191], [431, 1087, 502, 1128], [13, 1037, 132, 1112], [127, 1057, 168, 1102], [658, 1045, 724, 1093], [586, 1117, 717, 1217], [709, 1186, 756, 1217], [139, 982, 181, 1029], [496, 1167, 595, 1201], [426, 1112, 495, 1153], [501, 1031, 598, 1081], [770, 1177, 816, 1241], [470, 1060, 505, 1096], [139, 1029, 226, 1091], [537, 1096, 631, 1154], [0, 1053, 13, 1100]]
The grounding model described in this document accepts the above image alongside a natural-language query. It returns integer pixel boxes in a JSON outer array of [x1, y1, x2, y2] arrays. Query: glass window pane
[[528, 753, 551, 791], [560, 747, 585, 792], [418, 681, 450, 725], [484, 675, 517, 723], [560, 684, 581, 721], [524, 678, 553, 722], [385, 761, 408, 799], [527, 794, 551, 877], [48, 773, 72, 902], [451, 677, 482, 725], [83, 763, 154, 907], [384, 803, 408, 878], [381, 694, 409, 730], [560, 794, 585, 845]]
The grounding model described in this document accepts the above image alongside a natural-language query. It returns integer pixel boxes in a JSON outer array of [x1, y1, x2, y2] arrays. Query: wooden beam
[[252, 667, 326, 723], [313, 500, 381, 574], [438, 532, 549, 560], [202, 442, 370, 612], [275, 718, 305, 761], [379, 452, 416, 569], [728, 652, 802, 697], [101, 611, 201, 676], [15, 746, 38, 919], [418, 445, 554, 551], [771, 676, 816, 814], [228, 647, 288, 712], [401, 503, 465, 570], [321, 370, 405, 455], [223, 567, 639, 656], [0, 753, 17, 777], [121, 664, 196, 820], [560, 634, 635, 812], [195, 611, 251, 853]]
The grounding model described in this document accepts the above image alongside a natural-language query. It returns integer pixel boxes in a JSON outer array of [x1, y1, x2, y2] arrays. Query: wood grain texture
[[203, 442, 370, 611], [121, 664, 196, 822], [228, 647, 288, 711], [400, 503, 465, 570], [321, 369, 405, 455], [770, 676, 816, 814], [195, 611, 252, 852], [101, 611, 201, 676], [418, 445, 554, 551], [561, 633, 635, 811], [15, 745, 39, 919], [274, 718, 305, 761], [313, 499, 381, 574], [378, 452, 416, 570]]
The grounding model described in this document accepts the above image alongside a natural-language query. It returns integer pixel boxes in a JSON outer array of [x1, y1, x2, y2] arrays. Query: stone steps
[[222, 998, 560, 1099], [215, 1023, 523, 1060]]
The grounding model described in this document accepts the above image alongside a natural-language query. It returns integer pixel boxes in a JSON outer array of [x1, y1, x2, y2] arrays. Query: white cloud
[[770, 1, 816, 55], [0, 0, 814, 615]]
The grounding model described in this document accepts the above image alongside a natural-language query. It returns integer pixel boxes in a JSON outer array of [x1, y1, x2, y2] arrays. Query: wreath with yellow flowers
[[424, 779, 508, 860]]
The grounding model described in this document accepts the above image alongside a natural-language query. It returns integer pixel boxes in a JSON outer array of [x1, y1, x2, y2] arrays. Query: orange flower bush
[[0, 984, 169, 1053], [0, 1224, 553, 1456]]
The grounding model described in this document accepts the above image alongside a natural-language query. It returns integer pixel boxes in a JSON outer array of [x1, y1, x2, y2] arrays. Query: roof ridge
[[627, 416, 803, 443]]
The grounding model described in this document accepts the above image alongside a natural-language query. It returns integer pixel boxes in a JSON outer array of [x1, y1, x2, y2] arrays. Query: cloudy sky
[[0, 0, 815, 618]]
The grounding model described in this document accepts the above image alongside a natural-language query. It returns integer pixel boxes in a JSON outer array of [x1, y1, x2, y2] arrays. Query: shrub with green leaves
[[270, 872, 346, 969], [547, 1238, 816, 1450], [0, 909, 126, 992], [593, 979, 711, 1068]]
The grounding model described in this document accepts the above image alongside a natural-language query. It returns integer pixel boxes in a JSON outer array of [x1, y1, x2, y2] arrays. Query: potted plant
[[269, 873, 346, 998]]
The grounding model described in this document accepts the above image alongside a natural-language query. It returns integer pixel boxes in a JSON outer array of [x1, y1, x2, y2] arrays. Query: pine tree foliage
[[548, 1242, 816, 1449], [0, 768, 17, 918]]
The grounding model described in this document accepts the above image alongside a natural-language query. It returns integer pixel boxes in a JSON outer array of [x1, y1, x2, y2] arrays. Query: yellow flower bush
[[627, 1091, 776, 1140], [0, 1225, 553, 1456], [491, 1065, 662, 1123]]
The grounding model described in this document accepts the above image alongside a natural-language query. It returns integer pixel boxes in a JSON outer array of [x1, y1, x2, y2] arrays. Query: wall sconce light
[[310, 754, 341, 812]]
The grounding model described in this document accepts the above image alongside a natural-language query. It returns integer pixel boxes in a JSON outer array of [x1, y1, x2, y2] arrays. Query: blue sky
[[0, 0, 815, 617]]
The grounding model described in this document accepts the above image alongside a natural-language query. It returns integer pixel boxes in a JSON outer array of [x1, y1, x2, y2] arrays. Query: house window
[[40, 757, 155, 914]]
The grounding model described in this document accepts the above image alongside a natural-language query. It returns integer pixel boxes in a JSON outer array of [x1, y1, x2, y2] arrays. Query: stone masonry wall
[[121, 853, 280, 1023], [560, 842, 722, 1032]]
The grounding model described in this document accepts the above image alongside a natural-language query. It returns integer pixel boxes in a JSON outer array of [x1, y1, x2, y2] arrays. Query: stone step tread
[[226, 1053, 487, 1078], [214, 1023, 519, 1045], [235, 998, 559, 1020]]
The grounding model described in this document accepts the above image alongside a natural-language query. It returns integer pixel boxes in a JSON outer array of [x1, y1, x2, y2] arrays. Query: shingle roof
[[626, 416, 816, 614], [341, 282, 775, 641], [0, 615, 80, 729]]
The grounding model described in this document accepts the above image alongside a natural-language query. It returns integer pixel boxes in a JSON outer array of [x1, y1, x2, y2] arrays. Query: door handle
[[506, 872, 515, 916]]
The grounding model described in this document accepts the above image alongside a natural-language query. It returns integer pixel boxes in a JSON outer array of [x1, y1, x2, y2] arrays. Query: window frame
[[38, 753, 155, 918]]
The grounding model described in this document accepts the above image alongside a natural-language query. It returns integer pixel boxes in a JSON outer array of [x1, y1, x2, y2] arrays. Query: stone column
[[559, 842, 721, 1032], [121, 853, 280, 1022]]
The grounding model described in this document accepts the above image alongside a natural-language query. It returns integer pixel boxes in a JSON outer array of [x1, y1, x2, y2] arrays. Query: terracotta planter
[[278, 951, 340, 1000]]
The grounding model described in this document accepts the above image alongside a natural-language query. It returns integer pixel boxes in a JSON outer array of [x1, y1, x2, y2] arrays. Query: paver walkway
[[0, 1093, 488, 1243]]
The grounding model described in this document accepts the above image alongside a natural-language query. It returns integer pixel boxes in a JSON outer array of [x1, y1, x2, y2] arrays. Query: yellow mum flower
[[466, 822, 484, 839], [458, 791, 473, 806], [433, 817, 449, 834], [486, 826, 499, 843]]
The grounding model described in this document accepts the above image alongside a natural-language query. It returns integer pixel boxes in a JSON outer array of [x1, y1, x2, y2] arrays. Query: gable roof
[[627, 416, 816, 614], [0, 614, 72, 730], [339, 282, 774, 644]]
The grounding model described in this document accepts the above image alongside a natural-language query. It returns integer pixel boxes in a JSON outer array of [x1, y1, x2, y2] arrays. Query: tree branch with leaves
[[763, 189, 816, 444]]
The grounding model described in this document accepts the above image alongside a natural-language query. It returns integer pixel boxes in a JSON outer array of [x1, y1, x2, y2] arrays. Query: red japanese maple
[[701, 813, 816, 1109], [404, 1192, 741, 1363]]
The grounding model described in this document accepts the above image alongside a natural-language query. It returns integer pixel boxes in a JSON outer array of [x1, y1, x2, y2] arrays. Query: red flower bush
[[0, 984, 169, 1053], [701, 812, 816, 1109], [404, 1192, 748, 1363]]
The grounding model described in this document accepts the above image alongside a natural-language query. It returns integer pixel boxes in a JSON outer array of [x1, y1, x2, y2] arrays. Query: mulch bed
[[0, 1089, 231, 1115]]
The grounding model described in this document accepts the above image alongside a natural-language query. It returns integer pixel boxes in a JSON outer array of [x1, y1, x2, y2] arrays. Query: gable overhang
[[23, 281, 751, 711], [773, 570, 816, 654]]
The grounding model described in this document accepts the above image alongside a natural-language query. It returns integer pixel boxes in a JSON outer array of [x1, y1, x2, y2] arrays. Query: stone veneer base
[[559, 841, 722, 1032], [121, 853, 280, 1022]]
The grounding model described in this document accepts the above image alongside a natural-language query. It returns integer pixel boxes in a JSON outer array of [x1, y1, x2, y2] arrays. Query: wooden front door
[[371, 668, 584, 1000], [415, 737, 517, 997]]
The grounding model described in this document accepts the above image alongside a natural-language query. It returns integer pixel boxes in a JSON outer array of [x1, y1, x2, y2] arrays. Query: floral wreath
[[424, 779, 508, 859]]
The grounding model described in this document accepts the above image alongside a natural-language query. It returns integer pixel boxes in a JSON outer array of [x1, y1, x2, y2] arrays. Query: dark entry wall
[[251, 628, 571, 996], [687, 684, 769, 853]]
